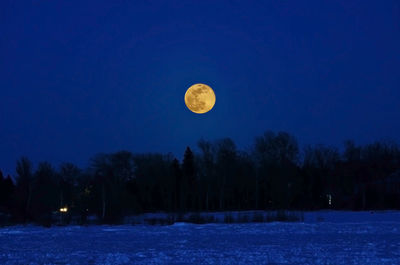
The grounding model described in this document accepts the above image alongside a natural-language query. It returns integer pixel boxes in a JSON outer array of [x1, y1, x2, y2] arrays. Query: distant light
[[327, 194, 332, 206], [60, 207, 68, 213]]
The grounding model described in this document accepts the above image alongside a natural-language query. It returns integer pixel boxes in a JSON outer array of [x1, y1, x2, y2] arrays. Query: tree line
[[1, 131, 400, 225]]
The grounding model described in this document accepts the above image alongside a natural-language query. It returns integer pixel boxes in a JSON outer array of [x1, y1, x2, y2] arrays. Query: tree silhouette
[[0, 171, 15, 213], [1, 131, 400, 226], [182, 147, 196, 211], [31, 162, 58, 226], [171, 158, 182, 212], [197, 139, 215, 211], [15, 157, 33, 222], [215, 138, 237, 210]]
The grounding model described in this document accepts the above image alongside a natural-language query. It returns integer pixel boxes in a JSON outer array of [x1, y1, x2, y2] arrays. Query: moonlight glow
[[184, 83, 216, 114]]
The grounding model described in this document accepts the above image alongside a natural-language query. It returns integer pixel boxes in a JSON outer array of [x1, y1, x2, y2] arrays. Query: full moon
[[184, 83, 216, 114]]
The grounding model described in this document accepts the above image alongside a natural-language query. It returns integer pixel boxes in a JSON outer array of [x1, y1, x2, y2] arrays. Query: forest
[[1, 131, 400, 225]]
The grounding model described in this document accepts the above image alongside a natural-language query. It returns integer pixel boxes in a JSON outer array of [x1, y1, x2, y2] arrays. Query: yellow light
[[59, 207, 68, 213]]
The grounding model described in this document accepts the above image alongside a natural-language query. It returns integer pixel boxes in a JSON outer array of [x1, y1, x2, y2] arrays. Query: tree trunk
[[206, 191, 209, 211], [362, 184, 366, 210], [102, 184, 106, 220], [219, 186, 224, 210], [255, 171, 259, 210], [25, 185, 32, 223], [60, 191, 63, 224]]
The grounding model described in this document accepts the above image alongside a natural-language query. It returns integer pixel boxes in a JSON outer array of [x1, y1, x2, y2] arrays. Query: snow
[[1, 211, 400, 264], [171, 222, 189, 226], [304, 210, 400, 223]]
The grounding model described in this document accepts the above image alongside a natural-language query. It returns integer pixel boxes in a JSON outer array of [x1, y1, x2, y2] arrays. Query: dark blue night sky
[[1, 0, 399, 175]]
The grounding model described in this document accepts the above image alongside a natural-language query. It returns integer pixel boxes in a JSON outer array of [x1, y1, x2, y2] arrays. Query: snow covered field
[[1, 211, 400, 264]]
